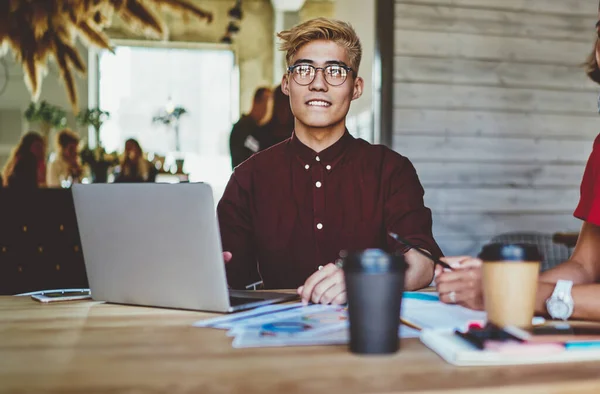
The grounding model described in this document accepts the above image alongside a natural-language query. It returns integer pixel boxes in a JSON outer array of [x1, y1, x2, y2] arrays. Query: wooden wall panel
[[393, 136, 592, 163], [393, 0, 597, 257], [395, 30, 592, 65], [393, 109, 599, 138], [395, 3, 594, 40], [396, 0, 596, 16]]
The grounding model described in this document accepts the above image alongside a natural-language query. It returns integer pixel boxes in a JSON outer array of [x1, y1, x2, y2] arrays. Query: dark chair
[[0, 189, 88, 295], [552, 232, 579, 249], [489, 232, 571, 272]]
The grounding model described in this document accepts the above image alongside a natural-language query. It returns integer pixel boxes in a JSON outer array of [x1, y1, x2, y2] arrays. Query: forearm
[[535, 282, 600, 321], [540, 223, 600, 285], [539, 258, 594, 285], [404, 249, 435, 291]]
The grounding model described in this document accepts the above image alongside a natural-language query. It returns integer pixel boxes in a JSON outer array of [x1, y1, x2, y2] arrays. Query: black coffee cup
[[342, 249, 406, 355]]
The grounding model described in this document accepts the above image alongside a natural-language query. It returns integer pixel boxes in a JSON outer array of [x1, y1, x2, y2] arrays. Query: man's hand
[[223, 252, 232, 263], [435, 256, 484, 310], [297, 263, 346, 305]]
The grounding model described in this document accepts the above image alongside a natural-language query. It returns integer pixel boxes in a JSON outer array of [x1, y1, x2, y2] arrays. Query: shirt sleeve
[[217, 168, 261, 289], [574, 135, 600, 226], [384, 155, 443, 258]]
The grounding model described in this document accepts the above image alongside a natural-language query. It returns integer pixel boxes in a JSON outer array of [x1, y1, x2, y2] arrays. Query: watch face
[[547, 298, 570, 319]]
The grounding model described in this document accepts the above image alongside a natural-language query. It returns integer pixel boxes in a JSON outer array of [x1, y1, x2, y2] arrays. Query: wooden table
[[2, 297, 600, 393]]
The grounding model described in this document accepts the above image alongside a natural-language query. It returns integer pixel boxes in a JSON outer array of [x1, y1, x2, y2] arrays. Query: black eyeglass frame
[[286, 64, 354, 86]]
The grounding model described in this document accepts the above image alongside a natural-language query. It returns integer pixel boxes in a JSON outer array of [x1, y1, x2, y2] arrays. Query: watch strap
[[552, 279, 573, 298]]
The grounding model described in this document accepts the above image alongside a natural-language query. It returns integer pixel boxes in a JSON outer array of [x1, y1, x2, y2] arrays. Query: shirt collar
[[290, 130, 354, 169]]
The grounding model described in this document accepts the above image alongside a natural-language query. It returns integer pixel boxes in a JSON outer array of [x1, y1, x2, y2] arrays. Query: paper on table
[[227, 303, 350, 338], [232, 324, 420, 348], [401, 296, 486, 331], [194, 293, 460, 334], [195, 293, 439, 330], [225, 304, 347, 337], [193, 303, 304, 329], [401, 293, 545, 330]]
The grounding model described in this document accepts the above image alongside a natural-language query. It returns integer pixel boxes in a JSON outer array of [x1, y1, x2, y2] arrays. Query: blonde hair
[[277, 17, 362, 74]]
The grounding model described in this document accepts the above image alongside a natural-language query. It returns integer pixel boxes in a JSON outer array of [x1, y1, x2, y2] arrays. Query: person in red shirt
[[218, 18, 442, 304], [435, 7, 600, 320]]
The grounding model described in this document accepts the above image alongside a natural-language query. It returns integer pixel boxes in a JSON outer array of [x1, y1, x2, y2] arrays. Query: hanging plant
[[0, 1, 213, 113], [24, 101, 68, 129]]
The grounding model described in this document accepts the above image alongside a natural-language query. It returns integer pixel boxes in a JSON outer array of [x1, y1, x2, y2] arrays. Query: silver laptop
[[71, 182, 296, 312]]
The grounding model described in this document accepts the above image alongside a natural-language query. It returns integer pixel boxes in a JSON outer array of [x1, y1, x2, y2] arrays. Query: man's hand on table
[[297, 263, 346, 305]]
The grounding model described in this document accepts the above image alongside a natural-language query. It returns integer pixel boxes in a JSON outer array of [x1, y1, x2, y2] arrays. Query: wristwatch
[[545, 280, 574, 320]]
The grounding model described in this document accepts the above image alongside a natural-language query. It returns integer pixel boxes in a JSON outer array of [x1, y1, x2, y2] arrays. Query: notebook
[[420, 329, 600, 366]]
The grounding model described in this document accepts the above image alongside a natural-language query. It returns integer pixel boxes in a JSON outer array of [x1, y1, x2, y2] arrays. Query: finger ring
[[449, 291, 456, 303]]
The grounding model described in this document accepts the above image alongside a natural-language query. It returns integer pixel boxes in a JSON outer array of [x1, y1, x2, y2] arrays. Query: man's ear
[[352, 76, 364, 101], [281, 74, 290, 96]]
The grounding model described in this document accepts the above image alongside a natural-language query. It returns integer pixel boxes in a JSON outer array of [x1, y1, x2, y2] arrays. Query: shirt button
[[315, 156, 321, 162], [316, 223, 323, 230], [315, 181, 322, 188], [304, 164, 310, 170], [326, 165, 331, 170]]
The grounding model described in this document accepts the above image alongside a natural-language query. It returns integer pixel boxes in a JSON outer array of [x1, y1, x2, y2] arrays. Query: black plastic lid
[[478, 243, 542, 262], [341, 249, 407, 274]]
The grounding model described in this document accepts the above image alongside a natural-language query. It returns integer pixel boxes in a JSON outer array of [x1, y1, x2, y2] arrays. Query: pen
[[388, 232, 453, 270]]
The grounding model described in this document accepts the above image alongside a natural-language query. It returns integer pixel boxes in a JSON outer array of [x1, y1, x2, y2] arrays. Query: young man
[[229, 87, 273, 168], [218, 18, 441, 305]]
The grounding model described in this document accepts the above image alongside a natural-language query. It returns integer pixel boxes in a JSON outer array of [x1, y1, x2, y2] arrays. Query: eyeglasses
[[287, 64, 353, 86]]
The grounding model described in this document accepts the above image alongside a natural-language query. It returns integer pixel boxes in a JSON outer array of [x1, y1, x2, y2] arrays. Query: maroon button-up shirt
[[217, 131, 442, 290]]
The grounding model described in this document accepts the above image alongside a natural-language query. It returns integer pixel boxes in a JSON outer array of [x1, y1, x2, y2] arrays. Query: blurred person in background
[[2, 131, 46, 189], [229, 87, 273, 168], [47, 129, 83, 188], [114, 138, 156, 183], [261, 84, 295, 147]]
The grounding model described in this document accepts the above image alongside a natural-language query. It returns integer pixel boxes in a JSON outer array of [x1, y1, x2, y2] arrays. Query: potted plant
[[76, 107, 117, 183], [24, 101, 68, 145], [76, 108, 110, 148], [79, 145, 119, 183]]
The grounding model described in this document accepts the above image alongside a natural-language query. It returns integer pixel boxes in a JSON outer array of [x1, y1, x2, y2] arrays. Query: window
[[97, 43, 239, 202]]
